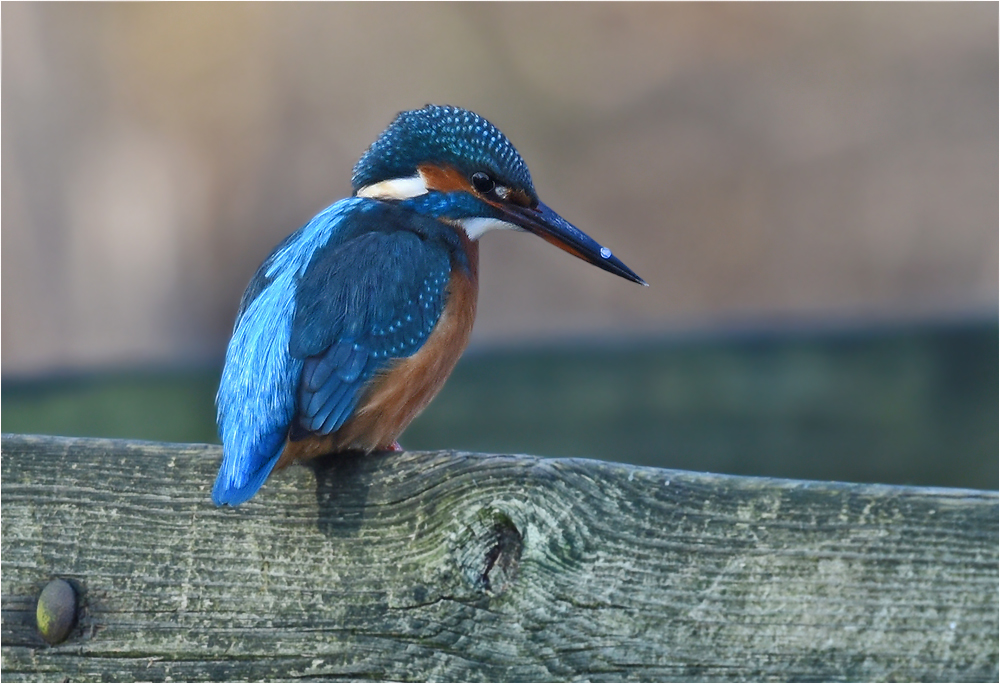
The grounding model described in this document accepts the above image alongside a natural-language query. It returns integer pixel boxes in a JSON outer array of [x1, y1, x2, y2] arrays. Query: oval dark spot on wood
[[36, 578, 77, 645]]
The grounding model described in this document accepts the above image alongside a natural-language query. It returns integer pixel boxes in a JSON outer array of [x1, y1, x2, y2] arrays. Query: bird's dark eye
[[471, 172, 495, 195]]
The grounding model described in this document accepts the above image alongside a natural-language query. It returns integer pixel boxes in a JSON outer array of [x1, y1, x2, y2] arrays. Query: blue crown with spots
[[352, 105, 536, 197]]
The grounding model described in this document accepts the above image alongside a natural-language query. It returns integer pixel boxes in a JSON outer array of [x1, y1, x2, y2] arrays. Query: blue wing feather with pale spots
[[212, 198, 456, 506], [289, 229, 451, 439]]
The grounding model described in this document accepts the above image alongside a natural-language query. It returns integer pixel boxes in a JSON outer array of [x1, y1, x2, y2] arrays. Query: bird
[[212, 104, 645, 506]]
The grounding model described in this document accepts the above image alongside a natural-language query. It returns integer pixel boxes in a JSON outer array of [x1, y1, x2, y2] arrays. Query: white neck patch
[[458, 217, 523, 241], [356, 174, 428, 200]]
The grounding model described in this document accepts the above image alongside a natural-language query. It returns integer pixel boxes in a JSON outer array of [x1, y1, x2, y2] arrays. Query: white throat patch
[[458, 217, 523, 241]]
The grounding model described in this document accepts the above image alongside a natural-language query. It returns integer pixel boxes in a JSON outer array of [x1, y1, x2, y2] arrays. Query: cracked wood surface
[[1, 433, 997, 682]]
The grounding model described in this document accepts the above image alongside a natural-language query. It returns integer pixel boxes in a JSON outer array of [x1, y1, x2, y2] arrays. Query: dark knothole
[[458, 508, 523, 597]]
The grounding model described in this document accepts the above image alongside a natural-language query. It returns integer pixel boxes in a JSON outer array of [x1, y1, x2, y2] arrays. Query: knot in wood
[[455, 508, 523, 597]]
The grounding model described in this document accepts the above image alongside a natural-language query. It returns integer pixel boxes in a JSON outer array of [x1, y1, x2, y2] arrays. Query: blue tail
[[212, 431, 286, 506]]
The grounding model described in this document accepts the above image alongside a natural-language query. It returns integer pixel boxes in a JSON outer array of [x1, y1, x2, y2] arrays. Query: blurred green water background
[[5, 321, 995, 490]]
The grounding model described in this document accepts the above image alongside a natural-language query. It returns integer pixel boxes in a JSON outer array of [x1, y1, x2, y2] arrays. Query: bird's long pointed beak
[[501, 201, 647, 286]]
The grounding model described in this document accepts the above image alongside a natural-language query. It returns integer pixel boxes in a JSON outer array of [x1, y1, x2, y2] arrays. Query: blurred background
[[3, 3, 997, 489]]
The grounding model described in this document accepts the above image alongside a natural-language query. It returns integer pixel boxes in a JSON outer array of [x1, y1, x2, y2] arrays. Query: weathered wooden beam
[[2, 433, 997, 682]]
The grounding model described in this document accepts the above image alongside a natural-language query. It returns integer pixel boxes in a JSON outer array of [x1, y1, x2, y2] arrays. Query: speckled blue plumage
[[353, 105, 537, 201], [212, 197, 469, 506]]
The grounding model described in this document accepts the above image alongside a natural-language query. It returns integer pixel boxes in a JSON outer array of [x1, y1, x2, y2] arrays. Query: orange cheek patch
[[418, 163, 474, 194]]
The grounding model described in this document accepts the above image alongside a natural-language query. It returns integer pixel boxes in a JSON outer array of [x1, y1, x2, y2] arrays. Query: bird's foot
[[382, 441, 403, 452]]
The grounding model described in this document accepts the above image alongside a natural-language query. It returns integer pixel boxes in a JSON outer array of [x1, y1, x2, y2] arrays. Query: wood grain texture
[[1, 433, 997, 682]]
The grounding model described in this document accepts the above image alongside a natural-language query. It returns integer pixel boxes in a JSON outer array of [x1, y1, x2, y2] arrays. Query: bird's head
[[352, 105, 645, 285]]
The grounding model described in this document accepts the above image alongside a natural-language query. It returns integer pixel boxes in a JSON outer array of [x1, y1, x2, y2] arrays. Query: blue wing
[[212, 198, 455, 506], [289, 229, 451, 437]]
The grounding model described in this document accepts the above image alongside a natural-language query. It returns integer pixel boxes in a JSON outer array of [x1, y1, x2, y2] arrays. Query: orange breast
[[277, 236, 479, 467]]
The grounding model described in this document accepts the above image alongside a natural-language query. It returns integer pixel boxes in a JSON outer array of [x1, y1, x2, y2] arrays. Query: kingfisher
[[212, 105, 645, 506]]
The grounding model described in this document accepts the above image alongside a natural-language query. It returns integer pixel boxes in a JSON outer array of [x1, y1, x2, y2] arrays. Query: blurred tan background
[[3, 2, 997, 377]]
